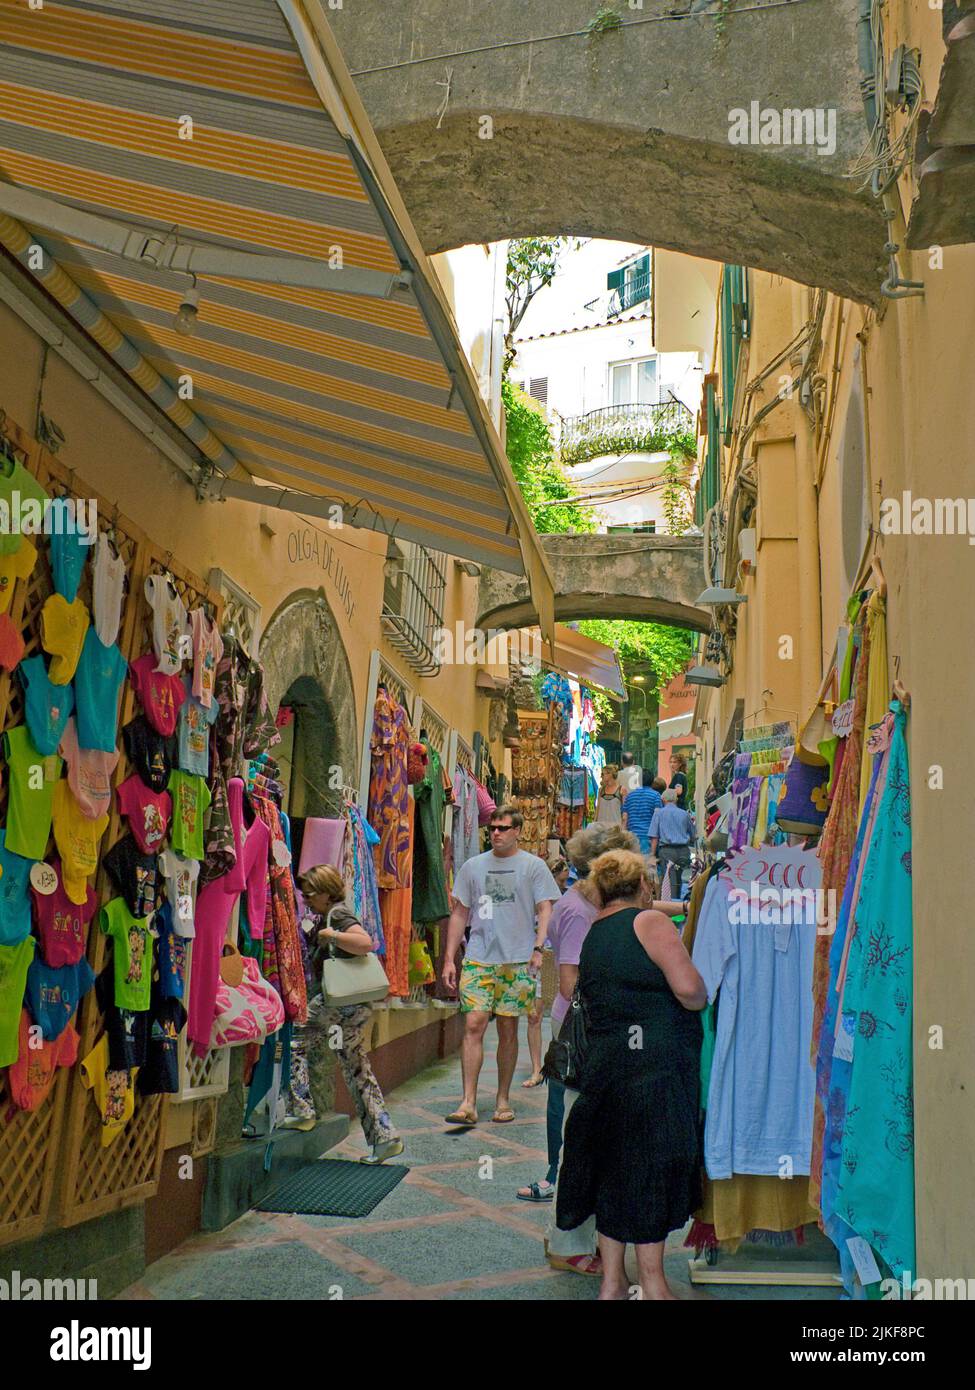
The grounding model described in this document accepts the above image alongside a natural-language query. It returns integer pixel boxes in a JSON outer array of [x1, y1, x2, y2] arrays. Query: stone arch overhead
[[331, 1, 887, 304], [258, 589, 359, 811]]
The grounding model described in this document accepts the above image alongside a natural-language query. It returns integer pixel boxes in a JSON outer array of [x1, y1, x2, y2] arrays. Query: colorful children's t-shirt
[[122, 716, 176, 793], [74, 628, 127, 752], [92, 534, 126, 646], [2, 724, 61, 859], [104, 1003, 149, 1073], [0, 612, 25, 672], [144, 575, 190, 676], [138, 990, 187, 1096], [0, 536, 36, 613], [25, 954, 95, 1041], [0, 936, 36, 1066], [51, 779, 108, 904], [17, 654, 75, 755], [168, 770, 211, 861], [158, 848, 199, 939], [40, 593, 90, 684], [154, 899, 187, 999], [48, 496, 94, 603], [129, 653, 186, 736], [79, 1034, 136, 1148], [116, 774, 171, 855], [58, 716, 119, 820], [189, 608, 222, 709], [103, 834, 159, 920], [6, 1009, 79, 1111], [99, 897, 155, 1011], [0, 828, 34, 946], [178, 676, 219, 778], [31, 859, 98, 967], [0, 458, 49, 556]]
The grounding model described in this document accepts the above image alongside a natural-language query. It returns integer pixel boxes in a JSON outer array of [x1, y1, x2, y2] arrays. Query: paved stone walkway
[[121, 1025, 840, 1301]]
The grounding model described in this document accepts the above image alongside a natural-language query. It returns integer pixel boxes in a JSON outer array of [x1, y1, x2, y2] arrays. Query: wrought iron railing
[[608, 269, 651, 316], [560, 400, 693, 458], [381, 541, 447, 676]]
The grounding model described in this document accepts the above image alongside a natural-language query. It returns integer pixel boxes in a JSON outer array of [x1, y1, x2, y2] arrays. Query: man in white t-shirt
[[617, 751, 642, 794], [442, 804, 560, 1127]]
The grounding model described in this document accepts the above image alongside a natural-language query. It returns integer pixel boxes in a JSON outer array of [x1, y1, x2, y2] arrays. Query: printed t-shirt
[[74, 628, 127, 751], [104, 1003, 149, 1073], [51, 779, 108, 904], [129, 653, 186, 736], [0, 536, 36, 613], [138, 989, 186, 1095], [93, 534, 125, 646], [0, 612, 25, 672], [0, 828, 34, 946], [103, 834, 159, 920], [452, 849, 560, 965], [17, 654, 75, 755], [6, 1009, 79, 1111], [158, 848, 199, 939], [79, 1034, 136, 1148], [190, 608, 222, 709], [48, 496, 93, 603], [31, 859, 98, 967], [100, 897, 155, 1011], [25, 954, 95, 1041], [58, 716, 119, 820], [122, 715, 176, 793], [0, 936, 36, 1066], [40, 593, 90, 684], [2, 724, 61, 859], [116, 773, 171, 855], [547, 884, 599, 1026], [168, 770, 211, 861], [154, 899, 187, 999], [177, 675, 219, 777], [0, 458, 50, 556], [144, 575, 190, 676]]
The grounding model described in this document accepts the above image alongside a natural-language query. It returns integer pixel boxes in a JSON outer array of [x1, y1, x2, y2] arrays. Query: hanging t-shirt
[[48, 496, 93, 602], [58, 716, 119, 820], [129, 653, 186, 736], [177, 675, 219, 778], [144, 575, 190, 676], [0, 458, 49, 557], [103, 834, 159, 920], [138, 989, 186, 1096], [51, 779, 109, 904], [168, 770, 211, 861], [79, 1034, 137, 1148], [0, 828, 34, 946], [92, 533, 126, 646], [17, 654, 75, 755], [0, 936, 35, 1065], [40, 593, 90, 684], [6, 1009, 80, 1111], [189, 608, 222, 709], [99, 896, 155, 1011], [0, 536, 36, 613], [2, 724, 61, 860], [154, 899, 187, 999], [158, 848, 199, 939], [122, 715, 176, 793], [25, 953, 95, 1041], [0, 612, 25, 672], [74, 628, 127, 752], [32, 861, 98, 968], [104, 1003, 149, 1073], [116, 773, 171, 855]]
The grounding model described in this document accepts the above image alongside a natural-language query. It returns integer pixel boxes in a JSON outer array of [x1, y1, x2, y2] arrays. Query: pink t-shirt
[[31, 859, 99, 968], [116, 773, 172, 855], [129, 653, 186, 736], [547, 884, 598, 1027], [59, 716, 119, 820], [190, 608, 222, 709]]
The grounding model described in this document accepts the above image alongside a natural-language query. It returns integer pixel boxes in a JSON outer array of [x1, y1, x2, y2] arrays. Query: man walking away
[[617, 751, 642, 795], [442, 805, 560, 1126], [649, 789, 696, 899], [621, 770, 664, 854]]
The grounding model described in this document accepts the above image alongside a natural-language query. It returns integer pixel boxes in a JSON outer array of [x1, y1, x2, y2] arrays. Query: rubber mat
[[256, 1158, 408, 1217]]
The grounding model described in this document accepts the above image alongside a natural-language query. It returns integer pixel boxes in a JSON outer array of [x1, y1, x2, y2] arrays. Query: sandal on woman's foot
[[547, 1252, 603, 1277], [444, 1107, 478, 1126], [359, 1138, 405, 1165], [516, 1181, 555, 1202], [521, 1072, 545, 1088], [491, 1106, 516, 1123]]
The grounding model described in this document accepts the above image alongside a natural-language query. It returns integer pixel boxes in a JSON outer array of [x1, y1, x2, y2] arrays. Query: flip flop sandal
[[547, 1253, 603, 1277], [517, 1182, 555, 1202], [521, 1073, 545, 1088], [492, 1108, 516, 1123], [444, 1108, 478, 1126]]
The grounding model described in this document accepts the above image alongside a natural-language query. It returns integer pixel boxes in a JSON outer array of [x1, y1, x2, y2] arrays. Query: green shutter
[[607, 268, 624, 292], [720, 265, 747, 443]]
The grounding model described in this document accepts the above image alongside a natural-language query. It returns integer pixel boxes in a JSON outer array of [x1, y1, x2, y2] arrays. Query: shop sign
[[286, 527, 356, 622]]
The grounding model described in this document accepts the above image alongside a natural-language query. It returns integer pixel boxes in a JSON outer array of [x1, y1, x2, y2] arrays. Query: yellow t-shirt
[[0, 538, 36, 614], [52, 779, 109, 905], [80, 1034, 137, 1148], [41, 594, 90, 685]]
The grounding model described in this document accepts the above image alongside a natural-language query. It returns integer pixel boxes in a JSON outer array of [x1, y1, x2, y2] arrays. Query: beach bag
[[320, 906, 390, 1007], [776, 757, 830, 835], [542, 988, 590, 1091], [474, 779, 496, 827], [408, 939, 435, 987], [211, 952, 284, 1048]]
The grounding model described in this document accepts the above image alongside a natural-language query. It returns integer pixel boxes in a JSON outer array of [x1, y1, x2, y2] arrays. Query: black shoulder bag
[[542, 988, 590, 1090]]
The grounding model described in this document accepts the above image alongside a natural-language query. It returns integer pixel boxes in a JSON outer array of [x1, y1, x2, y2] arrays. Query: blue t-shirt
[[17, 654, 75, 755], [0, 829, 34, 945], [25, 954, 95, 1040], [621, 786, 663, 836], [75, 627, 128, 751], [155, 900, 187, 1001], [48, 496, 93, 603], [177, 676, 219, 777]]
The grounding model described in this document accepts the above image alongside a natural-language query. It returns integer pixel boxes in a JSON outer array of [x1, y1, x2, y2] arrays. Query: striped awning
[[0, 0, 555, 632]]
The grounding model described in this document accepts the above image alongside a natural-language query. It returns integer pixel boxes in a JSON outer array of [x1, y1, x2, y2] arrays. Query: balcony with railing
[[381, 541, 447, 676], [608, 268, 651, 317], [560, 400, 693, 465]]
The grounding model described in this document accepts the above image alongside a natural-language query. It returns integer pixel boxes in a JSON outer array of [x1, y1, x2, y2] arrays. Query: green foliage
[[561, 425, 696, 469], [503, 380, 597, 534], [505, 237, 576, 352], [577, 620, 697, 697], [659, 432, 697, 537], [586, 5, 623, 35]]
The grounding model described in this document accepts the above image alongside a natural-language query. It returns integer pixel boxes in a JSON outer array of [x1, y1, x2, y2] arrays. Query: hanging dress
[[368, 689, 411, 891]]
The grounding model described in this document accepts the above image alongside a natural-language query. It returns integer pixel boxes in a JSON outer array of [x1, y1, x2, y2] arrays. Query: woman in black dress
[[555, 849, 707, 1300]]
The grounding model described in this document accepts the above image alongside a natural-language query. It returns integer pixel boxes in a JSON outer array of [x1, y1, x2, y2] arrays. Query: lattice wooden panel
[[377, 657, 414, 723], [415, 699, 448, 759]]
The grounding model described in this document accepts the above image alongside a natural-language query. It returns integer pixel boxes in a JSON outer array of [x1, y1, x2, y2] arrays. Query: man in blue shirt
[[621, 770, 665, 854], [649, 790, 697, 899]]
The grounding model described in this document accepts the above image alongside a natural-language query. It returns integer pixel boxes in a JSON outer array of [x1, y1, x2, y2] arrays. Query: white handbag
[[320, 906, 390, 1007]]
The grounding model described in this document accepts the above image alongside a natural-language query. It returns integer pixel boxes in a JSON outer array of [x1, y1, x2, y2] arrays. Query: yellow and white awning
[[0, 0, 554, 633]]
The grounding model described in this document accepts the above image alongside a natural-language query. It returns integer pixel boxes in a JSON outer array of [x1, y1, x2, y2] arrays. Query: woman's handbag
[[542, 988, 590, 1091], [211, 956, 285, 1049], [320, 906, 390, 1007]]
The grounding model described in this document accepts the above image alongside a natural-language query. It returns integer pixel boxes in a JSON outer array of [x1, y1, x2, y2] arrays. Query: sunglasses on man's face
[[489, 823, 516, 832]]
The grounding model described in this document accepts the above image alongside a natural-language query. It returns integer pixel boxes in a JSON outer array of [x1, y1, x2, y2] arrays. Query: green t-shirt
[[168, 771, 211, 861], [3, 724, 62, 859], [100, 898, 155, 1012], [0, 936, 36, 1066], [0, 458, 50, 556]]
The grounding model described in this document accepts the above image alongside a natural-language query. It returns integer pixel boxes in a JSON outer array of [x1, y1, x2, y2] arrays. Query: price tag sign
[[272, 840, 292, 867], [30, 862, 58, 895], [830, 698, 855, 739], [846, 1236, 882, 1286], [176, 895, 193, 921]]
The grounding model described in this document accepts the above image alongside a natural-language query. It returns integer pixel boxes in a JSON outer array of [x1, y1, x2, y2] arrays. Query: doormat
[[257, 1158, 409, 1218]]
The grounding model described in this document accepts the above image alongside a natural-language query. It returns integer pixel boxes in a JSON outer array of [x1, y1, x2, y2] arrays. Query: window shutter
[[529, 377, 548, 404], [607, 268, 624, 292]]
